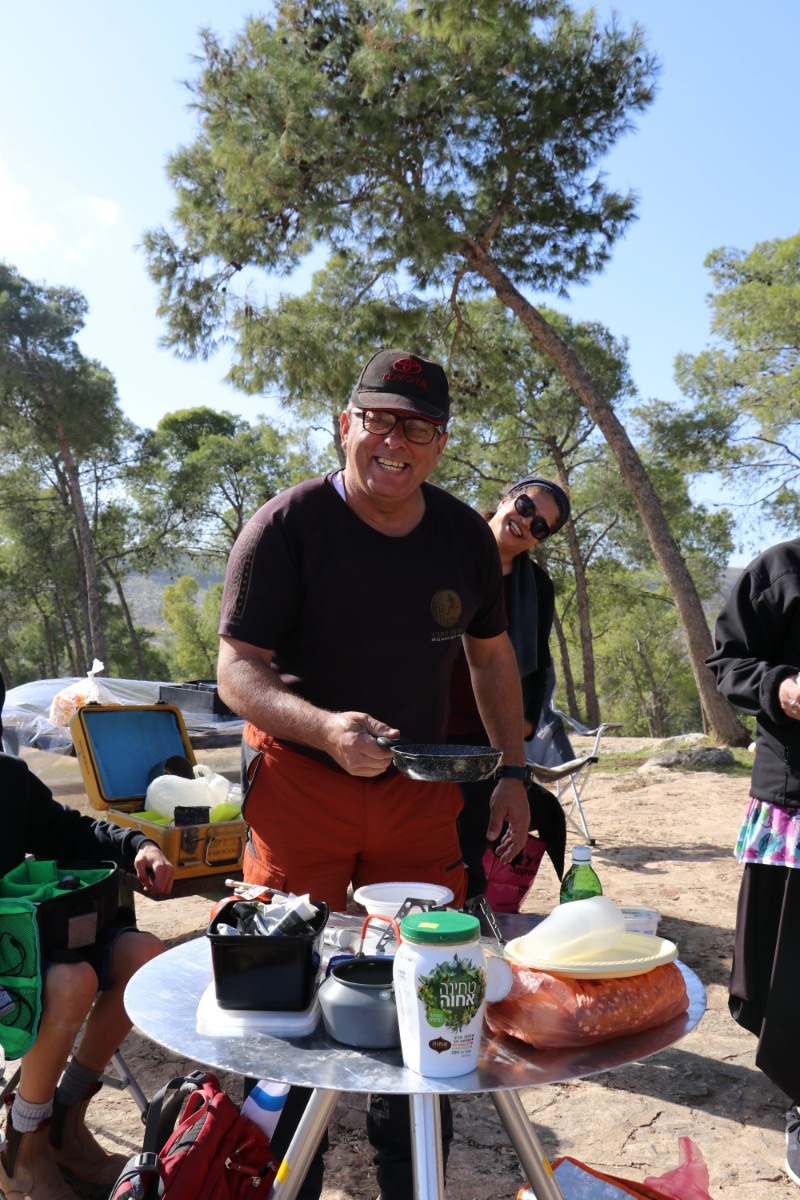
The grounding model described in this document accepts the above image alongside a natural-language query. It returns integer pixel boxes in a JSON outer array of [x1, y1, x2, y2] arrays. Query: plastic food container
[[620, 906, 661, 936], [352, 881, 454, 920], [206, 901, 329, 1011], [393, 910, 487, 1078]]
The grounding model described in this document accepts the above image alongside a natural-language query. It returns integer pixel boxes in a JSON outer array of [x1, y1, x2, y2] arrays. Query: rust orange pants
[[242, 733, 467, 912]]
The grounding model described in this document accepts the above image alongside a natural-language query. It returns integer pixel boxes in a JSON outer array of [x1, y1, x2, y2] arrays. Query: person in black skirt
[[707, 537, 800, 1188]]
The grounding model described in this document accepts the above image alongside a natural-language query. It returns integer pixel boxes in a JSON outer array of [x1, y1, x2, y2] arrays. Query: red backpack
[[109, 1071, 279, 1200]]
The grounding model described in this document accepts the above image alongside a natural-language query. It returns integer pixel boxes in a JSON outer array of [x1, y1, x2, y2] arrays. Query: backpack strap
[[142, 1071, 215, 1154]]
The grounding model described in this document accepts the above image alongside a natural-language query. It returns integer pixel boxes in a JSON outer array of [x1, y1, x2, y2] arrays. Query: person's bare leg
[[50, 931, 164, 1188], [72, 930, 163, 1070], [17, 961, 98, 1103], [0, 962, 96, 1200]]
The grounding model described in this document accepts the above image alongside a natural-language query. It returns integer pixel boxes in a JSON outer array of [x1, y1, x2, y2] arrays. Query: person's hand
[[322, 712, 399, 776], [779, 673, 800, 720], [134, 842, 175, 895], [485, 779, 530, 862]]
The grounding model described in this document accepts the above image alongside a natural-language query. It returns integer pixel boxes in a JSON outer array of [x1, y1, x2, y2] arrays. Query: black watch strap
[[494, 764, 531, 782]]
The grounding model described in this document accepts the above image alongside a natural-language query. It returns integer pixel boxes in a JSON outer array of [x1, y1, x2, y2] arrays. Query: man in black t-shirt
[[218, 348, 530, 1200]]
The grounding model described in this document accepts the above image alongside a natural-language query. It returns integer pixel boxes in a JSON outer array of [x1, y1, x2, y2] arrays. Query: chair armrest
[[525, 755, 594, 781]]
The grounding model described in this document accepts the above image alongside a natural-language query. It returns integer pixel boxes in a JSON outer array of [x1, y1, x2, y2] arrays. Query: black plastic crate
[[158, 680, 233, 717], [206, 901, 330, 1011]]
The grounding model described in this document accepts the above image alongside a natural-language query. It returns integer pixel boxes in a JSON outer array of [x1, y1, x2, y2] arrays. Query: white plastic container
[[393, 910, 487, 1078], [145, 773, 215, 820], [620, 906, 661, 936], [353, 881, 454, 920], [193, 763, 232, 806]]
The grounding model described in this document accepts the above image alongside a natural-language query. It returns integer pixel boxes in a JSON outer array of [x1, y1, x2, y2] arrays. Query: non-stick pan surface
[[376, 738, 501, 782]]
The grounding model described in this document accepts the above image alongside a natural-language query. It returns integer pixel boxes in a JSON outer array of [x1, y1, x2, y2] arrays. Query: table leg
[[408, 1093, 445, 1200], [269, 1088, 341, 1200], [491, 1090, 566, 1200]]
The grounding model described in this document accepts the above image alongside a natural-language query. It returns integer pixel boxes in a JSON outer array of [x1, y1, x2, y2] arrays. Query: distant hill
[[119, 563, 746, 640], [119, 566, 224, 636]]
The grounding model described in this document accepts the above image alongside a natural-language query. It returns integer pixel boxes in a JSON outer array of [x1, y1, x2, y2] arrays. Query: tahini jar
[[393, 911, 487, 1077]]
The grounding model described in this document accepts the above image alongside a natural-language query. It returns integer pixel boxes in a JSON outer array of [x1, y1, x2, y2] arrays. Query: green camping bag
[[0, 859, 120, 958], [0, 897, 43, 1058]]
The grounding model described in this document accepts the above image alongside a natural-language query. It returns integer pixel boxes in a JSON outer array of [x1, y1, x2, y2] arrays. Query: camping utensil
[[318, 915, 402, 1048], [375, 737, 502, 782]]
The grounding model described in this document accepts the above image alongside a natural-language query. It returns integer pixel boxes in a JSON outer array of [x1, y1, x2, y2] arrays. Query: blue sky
[[2, 1, 798, 563]]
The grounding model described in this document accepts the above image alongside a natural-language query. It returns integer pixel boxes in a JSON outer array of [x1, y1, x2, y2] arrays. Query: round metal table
[[125, 918, 705, 1200]]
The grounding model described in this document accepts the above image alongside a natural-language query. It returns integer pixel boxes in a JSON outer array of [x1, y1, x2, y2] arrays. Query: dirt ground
[[10, 738, 798, 1199]]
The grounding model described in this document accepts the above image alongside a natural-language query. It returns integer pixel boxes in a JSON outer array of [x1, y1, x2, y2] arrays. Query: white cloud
[[88, 196, 120, 226], [0, 158, 56, 256]]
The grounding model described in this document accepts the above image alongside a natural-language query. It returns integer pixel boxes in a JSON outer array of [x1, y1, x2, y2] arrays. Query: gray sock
[[10, 1092, 52, 1133], [55, 1057, 102, 1107]]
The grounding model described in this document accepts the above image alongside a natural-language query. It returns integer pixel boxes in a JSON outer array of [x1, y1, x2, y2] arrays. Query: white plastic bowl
[[352, 881, 454, 920], [620, 906, 661, 936]]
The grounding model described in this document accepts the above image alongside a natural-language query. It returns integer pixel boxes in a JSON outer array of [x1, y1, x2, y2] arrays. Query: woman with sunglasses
[[448, 476, 572, 902]]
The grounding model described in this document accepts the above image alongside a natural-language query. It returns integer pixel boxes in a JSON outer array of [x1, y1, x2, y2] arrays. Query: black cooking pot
[[376, 737, 501, 782]]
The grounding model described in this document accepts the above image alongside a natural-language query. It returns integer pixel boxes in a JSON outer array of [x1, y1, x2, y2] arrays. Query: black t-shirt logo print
[[431, 590, 462, 628]]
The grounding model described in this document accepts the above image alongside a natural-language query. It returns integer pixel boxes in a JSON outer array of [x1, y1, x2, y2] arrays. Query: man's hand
[[134, 842, 175, 895], [323, 712, 400, 776], [779, 673, 800, 719], [485, 778, 530, 862]]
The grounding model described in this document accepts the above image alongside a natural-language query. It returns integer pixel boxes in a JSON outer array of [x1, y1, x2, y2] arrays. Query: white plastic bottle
[[393, 910, 487, 1078], [241, 1079, 290, 1138], [264, 893, 318, 937]]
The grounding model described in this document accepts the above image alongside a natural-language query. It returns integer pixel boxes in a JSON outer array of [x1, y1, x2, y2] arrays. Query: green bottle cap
[[399, 911, 480, 945]]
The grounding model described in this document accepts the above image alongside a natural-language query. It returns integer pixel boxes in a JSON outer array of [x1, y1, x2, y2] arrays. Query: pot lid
[[399, 911, 480, 945]]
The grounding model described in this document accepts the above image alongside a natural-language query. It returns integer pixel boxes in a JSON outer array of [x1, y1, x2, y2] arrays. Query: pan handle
[[359, 913, 402, 956], [375, 736, 408, 749], [360, 914, 402, 942]]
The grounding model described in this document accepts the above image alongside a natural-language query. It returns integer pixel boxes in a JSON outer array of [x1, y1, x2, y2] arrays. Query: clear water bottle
[[559, 845, 602, 903]]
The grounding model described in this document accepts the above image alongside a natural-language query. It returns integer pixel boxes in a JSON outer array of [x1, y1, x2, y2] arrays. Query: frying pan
[[376, 737, 501, 782]]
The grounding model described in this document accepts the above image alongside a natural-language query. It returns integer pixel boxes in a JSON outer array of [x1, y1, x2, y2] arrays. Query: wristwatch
[[494, 764, 531, 782]]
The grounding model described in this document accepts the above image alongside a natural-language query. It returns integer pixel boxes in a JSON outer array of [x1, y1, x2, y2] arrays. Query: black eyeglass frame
[[352, 408, 446, 446], [513, 494, 553, 542]]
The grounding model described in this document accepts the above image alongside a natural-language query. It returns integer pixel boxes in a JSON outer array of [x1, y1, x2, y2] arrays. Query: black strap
[[494, 764, 532, 782]]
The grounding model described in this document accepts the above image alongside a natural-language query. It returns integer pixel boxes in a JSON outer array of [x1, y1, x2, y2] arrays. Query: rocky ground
[[8, 738, 798, 1199]]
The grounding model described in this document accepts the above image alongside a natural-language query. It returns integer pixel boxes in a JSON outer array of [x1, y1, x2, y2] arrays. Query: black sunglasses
[[513, 495, 553, 542]]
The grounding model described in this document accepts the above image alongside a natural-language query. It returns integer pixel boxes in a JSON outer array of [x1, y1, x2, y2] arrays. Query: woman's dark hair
[[485, 476, 571, 534]]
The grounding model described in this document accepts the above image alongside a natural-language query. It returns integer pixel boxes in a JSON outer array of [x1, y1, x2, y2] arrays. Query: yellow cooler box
[[70, 703, 245, 880]]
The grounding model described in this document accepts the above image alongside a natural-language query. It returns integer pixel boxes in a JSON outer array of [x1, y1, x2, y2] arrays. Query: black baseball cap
[[350, 350, 450, 423]]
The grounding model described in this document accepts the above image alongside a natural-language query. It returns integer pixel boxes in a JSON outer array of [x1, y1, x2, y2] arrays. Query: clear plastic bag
[[49, 660, 113, 727], [485, 962, 689, 1049]]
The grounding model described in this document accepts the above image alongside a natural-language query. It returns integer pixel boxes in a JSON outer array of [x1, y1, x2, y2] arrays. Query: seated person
[[0, 677, 174, 1200]]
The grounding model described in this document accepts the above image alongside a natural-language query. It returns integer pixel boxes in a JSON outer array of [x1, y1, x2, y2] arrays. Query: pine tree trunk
[[470, 250, 750, 746], [55, 424, 107, 664]]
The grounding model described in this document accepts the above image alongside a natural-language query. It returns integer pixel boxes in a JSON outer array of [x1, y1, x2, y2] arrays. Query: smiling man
[[216, 348, 529, 1200]]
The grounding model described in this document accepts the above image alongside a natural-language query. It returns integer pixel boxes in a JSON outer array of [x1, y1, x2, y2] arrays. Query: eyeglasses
[[513, 494, 553, 542], [352, 408, 445, 446]]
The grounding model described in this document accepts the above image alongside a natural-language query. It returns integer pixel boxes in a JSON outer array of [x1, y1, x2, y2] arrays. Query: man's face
[[340, 407, 448, 511]]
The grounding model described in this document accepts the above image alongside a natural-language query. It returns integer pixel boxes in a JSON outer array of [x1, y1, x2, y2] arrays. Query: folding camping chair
[[525, 675, 621, 845], [0, 1050, 148, 1116], [0, 864, 149, 1119]]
